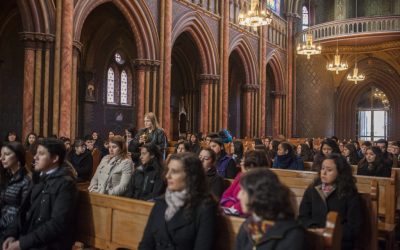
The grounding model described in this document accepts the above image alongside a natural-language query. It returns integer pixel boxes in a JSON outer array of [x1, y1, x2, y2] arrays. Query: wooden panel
[[112, 209, 149, 247]]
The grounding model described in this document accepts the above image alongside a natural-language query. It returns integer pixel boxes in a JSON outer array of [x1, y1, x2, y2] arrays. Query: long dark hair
[[1, 141, 30, 184], [298, 143, 313, 162], [344, 143, 360, 165], [318, 138, 341, 157], [357, 146, 384, 172], [167, 153, 216, 211], [233, 140, 244, 159], [240, 168, 295, 220], [244, 150, 270, 169], [313, 153, 358, 198], [141, 143, 163, 167]]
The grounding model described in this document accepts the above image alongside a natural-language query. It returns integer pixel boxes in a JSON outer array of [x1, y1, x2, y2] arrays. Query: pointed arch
[[172, 11, 218, 75], [266, 53, 285, 93], [16, 0, 55, 33], [74, 0, 159, 59], [229, 34, 258, 85]]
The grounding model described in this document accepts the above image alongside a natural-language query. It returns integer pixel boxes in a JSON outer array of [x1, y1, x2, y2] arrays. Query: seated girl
[[311, 138, 341, 172], [357, 146, 392, 177], [273, 142, 304, 170]]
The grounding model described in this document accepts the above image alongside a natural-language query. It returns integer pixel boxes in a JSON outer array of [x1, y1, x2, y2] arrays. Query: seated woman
[[221, 150, 269, 216], [199, 148, 224, 200], [311, 138, 341, 172], [68, 139, 93, 182], [174, 141, 190, 154], [89, 135, 134, 197], [139, 152, 218, 250], [189, 133, 201, 154], [230, 140, 244, 166], [296, 143, 314, 162], [357, 146, 392, 177], [209, 138, 238, 179], [342, 143, 360, 166], [130, 143, 165, 201], [0, 142, 31, 243], [235, 168, 304, 250], [273, 142, 304, 170], [299, 154, 362, 250]]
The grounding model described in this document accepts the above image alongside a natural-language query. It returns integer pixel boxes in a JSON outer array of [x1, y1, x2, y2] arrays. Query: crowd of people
[[1, 112, 399, 249]]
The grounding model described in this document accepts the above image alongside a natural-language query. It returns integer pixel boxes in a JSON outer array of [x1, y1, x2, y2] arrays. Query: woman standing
[[139, 152, 218, 250], [0, 142, 31, 243], [235, 168, 304, 250], [89, 136, 134, 197]]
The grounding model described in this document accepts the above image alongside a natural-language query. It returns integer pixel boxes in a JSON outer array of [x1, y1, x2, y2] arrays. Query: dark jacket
[[0, 168, 31, 238], [130, 128, 167, 164], [298, 185, 362, 250], [273, 155, 304, 170], [189, 143, 201, 154], [216, 152, 238, 179], [206, 168, 224, 200], [139, 197, 218, 250], [68, 149, 93, 182], [356, 162, 391, 177], [4, 166, 78, 250], [235, 218, 305, 250], [130, 160, 165, 201]]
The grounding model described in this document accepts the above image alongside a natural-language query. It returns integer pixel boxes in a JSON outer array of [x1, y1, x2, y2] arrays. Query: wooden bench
[[75, 190, 342, 250]]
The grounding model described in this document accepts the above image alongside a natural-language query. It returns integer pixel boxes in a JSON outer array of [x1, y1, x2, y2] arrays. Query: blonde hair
[[109, 135, 128, 159], [144, 112, 159, 129]]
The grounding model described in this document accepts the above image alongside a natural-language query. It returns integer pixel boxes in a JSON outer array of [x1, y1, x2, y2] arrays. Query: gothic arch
[[16, 0, 55, 33], [74, 0, 159, 60], [266, 53, 285, 93], [172, 11, 218, 75], [336, 58, 400, 140], [229, 35, 258, 85]]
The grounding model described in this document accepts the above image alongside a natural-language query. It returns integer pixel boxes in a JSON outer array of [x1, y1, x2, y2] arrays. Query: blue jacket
[[273, 155, 304, 170]]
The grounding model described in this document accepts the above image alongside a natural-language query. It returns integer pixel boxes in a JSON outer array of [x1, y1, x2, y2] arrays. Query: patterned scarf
[[321, 183, 335, 197], [165, 189, 188, 221], [247, 214, 273, 246]]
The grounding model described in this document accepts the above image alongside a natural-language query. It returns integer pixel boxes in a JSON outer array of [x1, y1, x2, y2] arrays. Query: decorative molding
[[19, 32, 55, 49], [270, 90, 286, 96], [73, 40, 83, 53], [199, 74, 220, 84], [242, 84, 260, 92], [322, 40, 400, 54], [132, 59, 161, 70]]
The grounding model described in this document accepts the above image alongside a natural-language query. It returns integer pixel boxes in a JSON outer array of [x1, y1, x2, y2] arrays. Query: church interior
[[1, 0, 400, 249]]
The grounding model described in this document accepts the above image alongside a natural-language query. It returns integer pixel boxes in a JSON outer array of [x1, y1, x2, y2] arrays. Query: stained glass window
[[107, 67, 115, 104], [267, 0, 280, 15], [302, 6, 309, 30], [121, 70, 128, 104]]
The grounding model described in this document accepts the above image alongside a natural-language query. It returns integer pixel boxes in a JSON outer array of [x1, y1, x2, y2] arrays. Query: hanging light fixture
[[297, 0, 321, 59], [238, 0, 272, 27], [347, 0, 365, 84], [326, 39, 348, 74]]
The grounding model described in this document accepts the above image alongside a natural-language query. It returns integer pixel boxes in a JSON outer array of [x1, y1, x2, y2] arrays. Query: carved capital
[[199, 74, 220, 85], [133, 59, 161, 70], [73, 40, 83, 53], [270, 91, 286, 97], [20, 32, 55, 49], [242, 84, 260, 92]]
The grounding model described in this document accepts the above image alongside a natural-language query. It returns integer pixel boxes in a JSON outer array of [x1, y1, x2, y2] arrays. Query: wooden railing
[[296, 16, 400, 43]]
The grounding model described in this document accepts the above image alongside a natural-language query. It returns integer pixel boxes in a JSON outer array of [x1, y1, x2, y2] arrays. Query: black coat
[[298, 186, 362, 250], [357, 162, 391, 177], [235, 219, 305, 250], [4, 166, 78, 250], [139, 197, 218, 250], [206, 168, 224, 200], [68, 149, 93, 182], [130, 160, 165, 201], [0, 168, 31, 238], [216, 152, 238, 179]]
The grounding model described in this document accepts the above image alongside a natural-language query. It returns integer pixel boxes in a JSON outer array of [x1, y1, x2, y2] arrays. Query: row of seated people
[[1, 137, 364, 249]]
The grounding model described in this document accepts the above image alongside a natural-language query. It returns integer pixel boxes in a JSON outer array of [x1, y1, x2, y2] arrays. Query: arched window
[[107, 68, 115, 104], [267, 0, 280, 15], [106, 52, 132, 106], [302, 6, 309, 30]]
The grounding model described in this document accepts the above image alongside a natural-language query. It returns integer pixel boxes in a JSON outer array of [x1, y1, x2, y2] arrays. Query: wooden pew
[[76, 190, 342, 250]]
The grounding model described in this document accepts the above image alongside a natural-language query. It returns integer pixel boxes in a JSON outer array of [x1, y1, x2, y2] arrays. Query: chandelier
[[238, 0, 272, 27], [347, 61, 365, 84], [326, 40, 348, 74], [347, 0, 365, 84], [373, 88, 390, 107], [297, 0, 321, 59]]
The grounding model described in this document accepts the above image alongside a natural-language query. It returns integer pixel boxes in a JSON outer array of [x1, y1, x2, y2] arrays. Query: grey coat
[[88, 155, 134, 197]]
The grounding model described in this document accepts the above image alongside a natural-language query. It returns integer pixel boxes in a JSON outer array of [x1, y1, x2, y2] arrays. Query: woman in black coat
[[199, 148, 224, 200], [68, 139, 93, 182], [299, 154, 362, 250], [0, 142, 31, 243], [139, 152, 218, 250], [357, 146, 391, 177], [311, 138, 341, 172], [209, 138, 238, 179], [235, 168, 304, 250]]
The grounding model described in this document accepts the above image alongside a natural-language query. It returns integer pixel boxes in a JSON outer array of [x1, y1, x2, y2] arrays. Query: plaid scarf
[[247, 215, 273, 247]]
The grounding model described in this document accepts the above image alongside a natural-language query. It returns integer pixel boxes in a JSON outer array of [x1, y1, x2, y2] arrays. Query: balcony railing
[[296, 16, 400, 43]]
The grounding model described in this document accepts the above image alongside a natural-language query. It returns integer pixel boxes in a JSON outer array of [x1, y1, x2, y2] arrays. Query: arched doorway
[[0, 3, 24, 138], [171, 32, 201, 139], [356, 86, 389, 141], [228, 51, 245, 138], [266, 59, 284, 137], [79, 3, 137, 137], [266, 63, 275, 136]]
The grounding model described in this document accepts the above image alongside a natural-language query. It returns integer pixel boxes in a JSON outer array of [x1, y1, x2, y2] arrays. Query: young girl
[[299, 154, 362, 250], [357, 146, 391, 177], [235, 168, 304, 249]]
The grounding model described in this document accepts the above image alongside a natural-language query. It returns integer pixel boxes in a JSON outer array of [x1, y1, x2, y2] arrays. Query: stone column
[[220, 0, 230, 129], [53, 0, 62, 135], [199, 74, 220, 134], [242, 84, 259, 138], [162, 0, 173, 138], [43, 39, 53, 137], [71, 41, 82, 139], [199, 77, 209, 135], [134, 60, 148, 130], [59, 0, 74, 137], [260, 25, 268, 137]]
